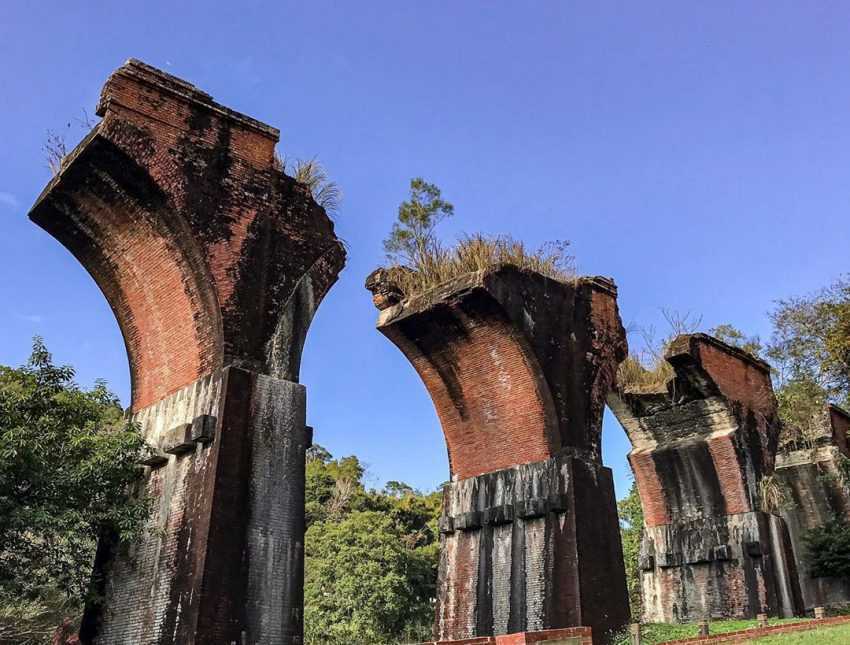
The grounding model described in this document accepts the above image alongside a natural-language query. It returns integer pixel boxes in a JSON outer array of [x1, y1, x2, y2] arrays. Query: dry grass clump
[[616, 354, 674, 394], [274, 154, 342, 215], [616, 310, 702, 394], [759, 475, 790, 513], [388, 233, 575, 299]]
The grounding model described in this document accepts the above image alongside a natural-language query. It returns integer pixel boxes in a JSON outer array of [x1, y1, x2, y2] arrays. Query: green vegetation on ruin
[[382, 178, 575, 300]]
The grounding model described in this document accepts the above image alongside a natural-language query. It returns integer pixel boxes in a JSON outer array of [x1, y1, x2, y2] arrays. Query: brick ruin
[[28, 60, 345, 644], [607, 334, 803, 624], [366, 266, 631, 642], [27, 58, 850, 645], [775, 404, 850, 611]]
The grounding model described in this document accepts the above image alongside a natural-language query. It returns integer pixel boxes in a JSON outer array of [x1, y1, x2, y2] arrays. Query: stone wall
[[608, 334, 803, 623], [367, 266, 630, 642], [775, 405, 850, 611], [29, 59, 344, 644]]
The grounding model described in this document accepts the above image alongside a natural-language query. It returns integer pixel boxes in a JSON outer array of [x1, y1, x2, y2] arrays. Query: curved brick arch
[[30, 60, 344, 412], [607, 334, 803, 624], [379, 285, 561, 479], [28, 60, 345, 644], [367, 266, 630, 641], [31, 139, 223, 410]]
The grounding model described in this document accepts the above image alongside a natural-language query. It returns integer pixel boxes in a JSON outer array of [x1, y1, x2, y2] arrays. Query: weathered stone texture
[[30, 60, 344, 644], [424, 625, 594, 644], [31, 59, 344, 412], [608, 334, 803, 623], [775, 405, 850, 611], [368, 266, 629, 642]]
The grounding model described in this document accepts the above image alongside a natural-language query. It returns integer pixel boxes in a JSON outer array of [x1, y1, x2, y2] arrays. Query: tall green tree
[[383, 178, 454, 268], [618, 482, 644, 619], [305, 511, 436, 644], [767, 275, 850, 406], [0, 339, 149, 636], [303, 445, 441, 644]]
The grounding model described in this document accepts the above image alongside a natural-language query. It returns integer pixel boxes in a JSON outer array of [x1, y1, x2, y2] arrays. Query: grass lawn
[[747, 622, 850, 642], [613, 617, 810, 644]]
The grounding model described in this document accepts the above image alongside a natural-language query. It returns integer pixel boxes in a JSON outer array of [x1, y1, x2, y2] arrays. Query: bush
[[804, 518, 850, 579], [0, 339, 149, 616], [303, 446, 441, 644]]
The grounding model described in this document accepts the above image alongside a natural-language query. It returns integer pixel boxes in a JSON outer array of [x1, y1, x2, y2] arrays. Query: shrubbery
[[804, 517, 850, 579], [0, 339, 149, 640], [303, 445, 442, 644]]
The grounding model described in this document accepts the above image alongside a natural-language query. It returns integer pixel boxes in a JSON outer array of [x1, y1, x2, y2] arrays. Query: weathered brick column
[[366, 266, 631, 642], [29, 60, 345, 644], [607, 334, 803, 623], [775, 405, 850, 611]]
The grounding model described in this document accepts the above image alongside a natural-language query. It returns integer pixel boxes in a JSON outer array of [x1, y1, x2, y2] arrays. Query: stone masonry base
[[425, 626, 593, 644]]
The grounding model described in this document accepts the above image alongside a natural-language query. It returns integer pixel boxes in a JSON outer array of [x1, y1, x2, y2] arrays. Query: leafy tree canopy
[[304, 444, 442, 644], [767, 275, 850, 408], [804, 517, 850, 579], [618, 482, 644, 619], [709, 323, 764, 358], [0, 339, 149, 637]]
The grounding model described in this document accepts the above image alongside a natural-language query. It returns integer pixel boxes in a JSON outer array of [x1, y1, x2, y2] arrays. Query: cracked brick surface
[[368, 266, 630, 643], [608, 335, 803, 623], [30, 59, 344, 644]]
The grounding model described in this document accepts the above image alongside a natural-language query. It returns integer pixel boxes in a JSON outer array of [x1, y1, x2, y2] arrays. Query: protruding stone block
[[368, 266, 630, 642], [162, 423, 195, 454], [139, 449, 168, 468], [608, 334, 803, 623]]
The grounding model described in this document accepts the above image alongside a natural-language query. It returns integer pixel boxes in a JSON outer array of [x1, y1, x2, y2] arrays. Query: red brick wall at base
[[425, 626, 593, 645]]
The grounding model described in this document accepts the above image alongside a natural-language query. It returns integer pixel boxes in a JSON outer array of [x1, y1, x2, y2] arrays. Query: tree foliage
[[0, 339, 149, 638], [803, 517, 850, 579], [747, 275, 850, 445], [304, 445, 441, 644], [381, 179, 574, 300], [767, 275, 850, 407], [618, 482, 644, 618], [709, 323, 764, 358], [383, 178, 454, 268]]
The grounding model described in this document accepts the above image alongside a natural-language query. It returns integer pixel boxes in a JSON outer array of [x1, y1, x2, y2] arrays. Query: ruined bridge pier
[[775, 404, 850, 611], [29, 60, 345, 644], [367, 267, 631, 642], [608, 334, 803, 624]]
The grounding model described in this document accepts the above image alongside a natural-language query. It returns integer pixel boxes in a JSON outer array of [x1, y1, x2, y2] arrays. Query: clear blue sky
[[2, 2, 849, 498]]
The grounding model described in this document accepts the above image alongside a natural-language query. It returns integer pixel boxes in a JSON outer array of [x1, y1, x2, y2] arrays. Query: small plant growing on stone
[[43, 129, 68, 176], [275, 154, 342, 215], [384, 178, 455, 269], [43, 110, 98, 176], [759, 474, 791, 513], [290, 158, 342, 215]]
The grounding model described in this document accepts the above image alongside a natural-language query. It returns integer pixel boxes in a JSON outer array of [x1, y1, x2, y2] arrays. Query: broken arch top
[[29, 59, 345, 410], [367, 264, 627, 479]]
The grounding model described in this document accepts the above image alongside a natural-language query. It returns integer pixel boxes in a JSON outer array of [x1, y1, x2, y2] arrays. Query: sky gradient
[[2, 1, 849, 497]]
